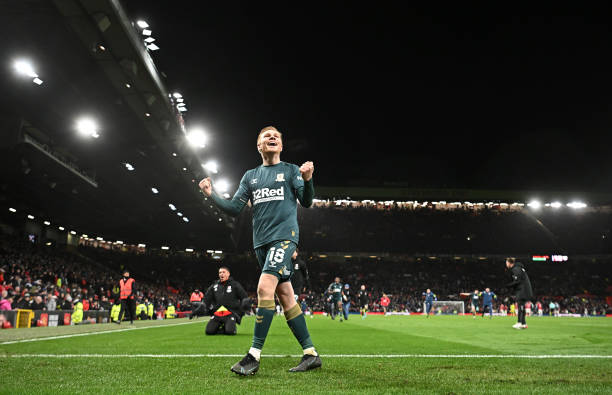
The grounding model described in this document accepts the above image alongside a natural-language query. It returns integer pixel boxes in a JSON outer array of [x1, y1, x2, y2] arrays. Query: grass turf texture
[[1, 315, 611, 394]]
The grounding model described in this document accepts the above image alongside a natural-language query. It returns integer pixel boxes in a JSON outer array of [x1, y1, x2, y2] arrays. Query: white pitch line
[[2, 354, 612, 359], [0, 320, 203, 345]]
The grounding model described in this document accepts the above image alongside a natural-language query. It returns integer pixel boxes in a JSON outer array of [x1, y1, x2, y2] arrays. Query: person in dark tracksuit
[[290, 250, 309, 301], [506, 257, 534, 330], [204, 266, 249, 335]]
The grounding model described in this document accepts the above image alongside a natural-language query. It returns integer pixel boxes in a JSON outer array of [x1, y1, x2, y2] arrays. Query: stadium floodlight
[[567, 201, 587, 209], [151, 187, 159, 194], [96, 237, 103, 241], [14, 60, 38, 78], [146, 43, 160, 51], [82, 234, 88, 238], [550, 201, 562, 209], [58, 226, 65, 231], [173, 92, 182, 99], [136, 20, 149, 29], [9, 207, 16, 213], [177, 212, 183, 217], [125, 163, 135, 171], [70, 230, 76, 235], [186, 128, 207, 148], [138, 244, 146, 248], [144, 37, 155, 43], [33, 77, 43, 85], [76, 118, 99, 138], [43, 221, 50, 225], [218, 218, 222, 222], [176, 98, 184, 103], [215, 250, 223, 254], [142, 29, 152, 36], [182, 217, 189, 222], [182, 167, 187, 171], [161, 246, 169, 250], [145, 113, 150, 117], [215, 179, 230, 193], [223, 193, 230, 198], [168, 203, 176, 211], [27, 214, 34, 219], [527, 200, 541, 209], [177, 106, 187, 112], [202, 161, 218, 174], [172, 152, 177, 157], [185, 248, 194, 252]]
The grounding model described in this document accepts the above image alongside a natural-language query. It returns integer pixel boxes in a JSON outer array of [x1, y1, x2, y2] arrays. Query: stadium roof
[[0, 0, 233, 250]]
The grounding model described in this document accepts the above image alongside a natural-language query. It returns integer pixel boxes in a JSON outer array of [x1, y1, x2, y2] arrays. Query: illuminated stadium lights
[[177, 106, 187, 112], [151, 187, 159, 194], [70, 230, 76, 235], [138, 244, 146, 248], [185, 248, 194, 252], [550, 201, 562, 209], [176, 98, 184, 103], [144, 37, 156, 43], [182, 217, 189, 222], [45, 242, 52, 246], [43, 221, 50, 226], [186, 129, 207, 148], [173, 92, 182, 99], [14, 59, 43, 85], [215, 250, 223, 254], [567, 201, 587, 209], [125, 163, 135, 171], [136, 20, 149, 29], [202, 161, 218, 174], [145, 113, 150, 117], [223, 193, 231, 198], [215, 179, 230, 193], [96, 237, 103, 241], [8, 208, 16, 213], [82, 234, 88, 238], [218, 218, 222, 222], [161, 246, 170, 250], [177, 212, 183, 216], [27, 214, 34, 220], [168, 203, 176, 210], [115, 241, 123, 244], [172, 152, 177, 157], [142, 29, 152, 36], [146, 43, 160, 51], [58, 226, 65, 231], [527, 200, 541, 209], [182, 167, 187, 171], [76, 118, 100, 138]]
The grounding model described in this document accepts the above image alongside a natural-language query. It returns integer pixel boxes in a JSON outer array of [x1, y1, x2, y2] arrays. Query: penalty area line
[[0, 320, 204, 345], [2, 354, 612, 359]]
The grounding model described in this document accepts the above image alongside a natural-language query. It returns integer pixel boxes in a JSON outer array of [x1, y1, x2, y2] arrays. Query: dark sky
[[124, 2, 612, 192]]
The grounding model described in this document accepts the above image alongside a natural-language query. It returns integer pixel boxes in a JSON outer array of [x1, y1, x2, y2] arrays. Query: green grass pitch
[[1, 315, 611, 394]]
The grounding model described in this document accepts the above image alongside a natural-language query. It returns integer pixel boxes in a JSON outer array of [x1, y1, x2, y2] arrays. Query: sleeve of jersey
[[210, 173, 250, 216], [293, 166, 314, 208]]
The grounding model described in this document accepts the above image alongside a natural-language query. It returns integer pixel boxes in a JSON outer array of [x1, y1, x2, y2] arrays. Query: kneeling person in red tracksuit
[[204, 266, 249, 335]]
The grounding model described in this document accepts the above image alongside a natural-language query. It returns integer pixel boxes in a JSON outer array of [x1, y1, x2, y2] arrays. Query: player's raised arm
[[295, 161, 315, 207], [199, 174, 249, 217]]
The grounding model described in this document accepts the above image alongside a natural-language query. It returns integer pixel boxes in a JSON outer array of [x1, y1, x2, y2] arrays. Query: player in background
[[506, 257, 534, 329], [380, 294, 390, 315], [460, 290, 480, 318], [342, 284, 352, 321], [480, 288, 496, 319], [199, 126, 320, 375], [422, 289, 437, 318], [536, 301, 543, 317], [327, 277, 344, 321], [525, 301, 532, 317], [358, 285, 369, 319]]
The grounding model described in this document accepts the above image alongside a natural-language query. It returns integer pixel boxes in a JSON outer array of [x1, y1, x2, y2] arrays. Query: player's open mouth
[[267, 142, 278, 147]]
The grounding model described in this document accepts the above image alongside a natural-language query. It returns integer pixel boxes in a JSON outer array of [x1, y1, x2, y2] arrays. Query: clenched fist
[[199, 177, 212, 196], [299, 161, 314, 181]]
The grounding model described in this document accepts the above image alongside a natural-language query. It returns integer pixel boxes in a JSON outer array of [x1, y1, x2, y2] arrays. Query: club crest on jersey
[[226, 286, 232, 293], [276, 173, 285, 182], [251, 178, 258, 184]]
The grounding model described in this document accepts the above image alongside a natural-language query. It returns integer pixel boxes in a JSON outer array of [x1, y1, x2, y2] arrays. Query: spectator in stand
[[0, 293, 12, 310], [46, 295, 57, 311]]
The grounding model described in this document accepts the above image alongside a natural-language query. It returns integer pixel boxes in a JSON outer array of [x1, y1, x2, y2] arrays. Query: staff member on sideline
[[117, 270, 136, 325], [204, 266, 249, 335], [506, 257, 534, 330], [189, 288, 205, 320]]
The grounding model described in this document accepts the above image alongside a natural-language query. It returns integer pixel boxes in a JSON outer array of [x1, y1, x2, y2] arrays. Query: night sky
[[124, 2, 612, 192]]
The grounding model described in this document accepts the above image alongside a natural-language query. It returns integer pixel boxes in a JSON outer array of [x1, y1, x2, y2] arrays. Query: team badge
[[276, 173, 285, 182], [227, 286, 232, 293]]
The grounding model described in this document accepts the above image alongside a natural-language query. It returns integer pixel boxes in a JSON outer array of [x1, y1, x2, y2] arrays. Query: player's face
[[335, 277, 340, 283], [292, 250, 298, 260], [427, 289, 430, 293], [360, 285, 365, 290], [218, 268, 230, 282], [257, 129, 283, 155], [485, 288, 490, 292]]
